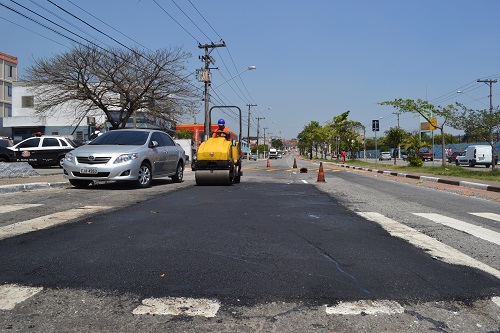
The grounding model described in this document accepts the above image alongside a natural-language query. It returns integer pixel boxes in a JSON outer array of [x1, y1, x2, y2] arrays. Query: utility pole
[[263, 127, 268, 159], [477, 78, 497, 169], [198, 42, 226, 142], [256, 117, 265, 158], [246, 104, 256, 160], [393, 111, 401, 159]]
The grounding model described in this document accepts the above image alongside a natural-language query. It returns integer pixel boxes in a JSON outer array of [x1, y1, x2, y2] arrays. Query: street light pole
[[246, 104, 256, 159]]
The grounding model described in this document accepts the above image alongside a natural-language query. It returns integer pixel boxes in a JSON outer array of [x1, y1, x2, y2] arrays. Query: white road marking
[[414, 213, 500, 246], [0, 206, 111, 240], [0, 284, 43, 310], [326, 300, 404, 315], [301, 180, 308, 184], [357, 212, 500, 280], [0, 204, 44, 213], [469, 212, 500, 223], [492, 296, 500, 307], [132, 297, 220, 317]]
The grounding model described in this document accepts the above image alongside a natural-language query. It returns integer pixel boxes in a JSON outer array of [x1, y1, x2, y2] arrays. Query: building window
[[6, 106, 12, 117], [7, 85, 12, 97], [22, 96, 35, 108], [8, 66, 13, 78]]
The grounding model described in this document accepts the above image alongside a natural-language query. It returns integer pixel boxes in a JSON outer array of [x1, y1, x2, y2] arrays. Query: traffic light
[[372, 119, 379, 132]]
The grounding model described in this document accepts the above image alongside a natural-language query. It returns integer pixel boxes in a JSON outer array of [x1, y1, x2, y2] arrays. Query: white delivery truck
[[269, 148, 278, 159], [458, 145, 497, 168]]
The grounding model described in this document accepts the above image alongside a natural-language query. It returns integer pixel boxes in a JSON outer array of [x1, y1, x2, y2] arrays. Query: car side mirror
[[151, 140, 159, 148]]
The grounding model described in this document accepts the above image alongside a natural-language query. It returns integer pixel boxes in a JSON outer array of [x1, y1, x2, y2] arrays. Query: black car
[[0, 146, 15, 162], [10, 136, 77, 167]]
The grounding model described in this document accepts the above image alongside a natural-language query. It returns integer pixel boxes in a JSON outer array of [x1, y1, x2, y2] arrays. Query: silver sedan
[[63, 129, 185, 188]]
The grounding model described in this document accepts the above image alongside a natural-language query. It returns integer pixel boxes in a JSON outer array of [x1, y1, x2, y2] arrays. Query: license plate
[[80, 167, 98, 174]]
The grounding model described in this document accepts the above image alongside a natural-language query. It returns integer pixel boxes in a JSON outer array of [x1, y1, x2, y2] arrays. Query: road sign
[[372, 119, 379, 132]]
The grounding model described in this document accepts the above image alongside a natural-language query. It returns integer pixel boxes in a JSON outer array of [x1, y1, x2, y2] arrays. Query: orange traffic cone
[[317, 162, 325, 182], [293, 158, 297, 168], [266, 159, 270, 168]]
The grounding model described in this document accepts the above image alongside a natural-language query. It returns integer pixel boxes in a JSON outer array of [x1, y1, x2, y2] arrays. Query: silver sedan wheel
[[136, 163, 152, 188]]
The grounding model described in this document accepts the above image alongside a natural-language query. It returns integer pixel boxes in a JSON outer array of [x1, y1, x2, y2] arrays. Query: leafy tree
[[379, 99, 457, 167], [450, 103, 500, 170], [325, 111, 364, 158], [175, 129, 194, 139], [297, 121, 323, 159], [385, 127, 406, 164], [24, 43, 198, 129], [271, 138, 283, 150]]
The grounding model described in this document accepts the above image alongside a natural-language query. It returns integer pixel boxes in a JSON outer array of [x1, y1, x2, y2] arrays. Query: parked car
[[378, 152, 392, 160], [447, 151, 462, 163], [455, 152, 467, 166], [455, 145, 498, 168], [249, 153, 257, 161], [63, 129, 185, 188], [0, 146, 15, 162], [417, 149, 434, 161], [9, 135, 77, 167], [0, 136, 14, 148]]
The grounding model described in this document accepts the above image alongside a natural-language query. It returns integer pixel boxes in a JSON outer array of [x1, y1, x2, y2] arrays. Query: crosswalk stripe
[[469, 212, 500, 222], [0, 284, 43, 310], [414, 213, 500, 246], [325, 300, 404, 315], [0, 204, 44, 214], [132, 297, 220, 317], [0, 206, 111, 240], [357, 212, 500, 280]]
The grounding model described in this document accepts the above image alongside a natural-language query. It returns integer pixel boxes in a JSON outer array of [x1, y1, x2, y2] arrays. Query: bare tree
[[24, 44, 199, 129]]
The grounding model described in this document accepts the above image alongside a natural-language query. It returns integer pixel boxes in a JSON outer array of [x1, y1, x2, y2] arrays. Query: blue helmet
[[217, 118, 225, 126]]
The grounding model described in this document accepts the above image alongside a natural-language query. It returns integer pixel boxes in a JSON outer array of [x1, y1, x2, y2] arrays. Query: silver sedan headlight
[[65, 152, 73, 163], [114, 153, 138, 164]]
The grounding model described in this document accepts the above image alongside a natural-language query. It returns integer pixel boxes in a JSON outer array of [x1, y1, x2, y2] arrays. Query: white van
[[457, 145, 497, 168]]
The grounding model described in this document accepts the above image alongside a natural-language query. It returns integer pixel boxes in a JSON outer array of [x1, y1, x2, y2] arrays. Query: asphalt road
[[0, 156, 499, 332]]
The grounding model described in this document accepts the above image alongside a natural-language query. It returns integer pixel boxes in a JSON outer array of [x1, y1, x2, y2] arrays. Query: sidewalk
[[329, 162, 500, 193]]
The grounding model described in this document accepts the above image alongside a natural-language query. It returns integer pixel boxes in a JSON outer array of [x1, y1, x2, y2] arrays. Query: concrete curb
[[334, 163, 500, 193], [0, 181, 68, 194]]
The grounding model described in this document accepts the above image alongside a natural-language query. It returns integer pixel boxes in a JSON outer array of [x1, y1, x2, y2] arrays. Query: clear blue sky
[[2, 0, 500, 140]]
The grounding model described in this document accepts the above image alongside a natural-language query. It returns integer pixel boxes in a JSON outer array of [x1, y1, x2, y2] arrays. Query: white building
[[5, 82, 104, 143], [0, 52, 18, 137]]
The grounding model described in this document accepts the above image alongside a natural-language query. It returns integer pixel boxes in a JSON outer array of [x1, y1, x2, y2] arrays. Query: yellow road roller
[[195, 106, 243, 186]]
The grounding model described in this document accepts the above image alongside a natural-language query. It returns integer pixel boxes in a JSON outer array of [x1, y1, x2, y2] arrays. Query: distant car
[[249, 153, 257, 161], [378, 152, 392, 160], [447, 151, 462, 163], [277, 152, 283, 159], [63, 129, 185, 189], [418, 150, 434, 161], [9, 135, 77, 167], [0, 146, 15, 162], [455, 152, 467, 166]]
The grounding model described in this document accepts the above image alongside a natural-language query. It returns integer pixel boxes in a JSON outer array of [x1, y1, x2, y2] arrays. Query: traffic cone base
[[317, 162, 325, 182], [266, 159, 270, 168]]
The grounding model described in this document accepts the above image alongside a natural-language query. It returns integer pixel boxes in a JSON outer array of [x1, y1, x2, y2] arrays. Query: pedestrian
[[89, 125, 102, 141], [341, 150, 347, 163]]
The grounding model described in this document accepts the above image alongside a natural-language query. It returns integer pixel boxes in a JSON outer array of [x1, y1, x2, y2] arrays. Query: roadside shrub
[[408, 156, 423, 167]]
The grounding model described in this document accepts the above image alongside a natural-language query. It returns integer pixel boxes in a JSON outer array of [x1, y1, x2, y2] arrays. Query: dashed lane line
[[0, 206, 111, 240], [357, 212, 500, 280], [414, 213, 500, 246]]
